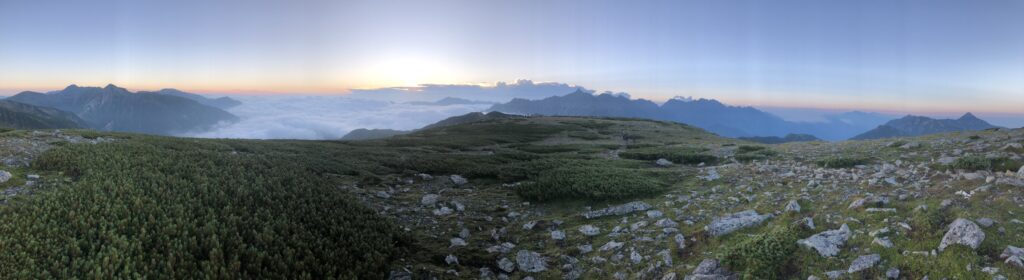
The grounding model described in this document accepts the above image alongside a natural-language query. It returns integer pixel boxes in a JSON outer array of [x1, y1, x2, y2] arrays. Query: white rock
[[785, 200, 801, 212], [450, 237, 467, 247], [445, 254, 459, 265], [656, 158, 673, 167], [600, 241, 624, 251], [798, 224, 851, 257], [515, 250, 547, 272], [497, 257, 515, 273], [0, 170, 11, 183], [847, 254, 880, 273], [450, 175, 468, 186], [579, 225, 600, 236], [704, 210, 772, 237], [938, 218, 985, 252], [550, 230, 566, 240], [421, 194, 440, 206], [583, 201, 652, 219]]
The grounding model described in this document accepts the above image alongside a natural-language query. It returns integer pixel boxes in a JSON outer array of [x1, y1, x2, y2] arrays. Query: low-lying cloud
[[347, 79, 586, 103], [181, 95, 491, 140]]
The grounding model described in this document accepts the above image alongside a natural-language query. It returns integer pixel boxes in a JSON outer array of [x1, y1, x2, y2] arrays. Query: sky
[[1, 0, 1022, 114]]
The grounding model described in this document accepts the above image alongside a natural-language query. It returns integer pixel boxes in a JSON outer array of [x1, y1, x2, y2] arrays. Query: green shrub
[[815, 156, 871, 168], [910, 206, 951, 238], [620, 146, 718, 165], [1, 139, 405, 278], [720, 225, 806, 279], [516, 166, 665, 202], [735, 145, 778, 162], [950, 156, 991, 171]]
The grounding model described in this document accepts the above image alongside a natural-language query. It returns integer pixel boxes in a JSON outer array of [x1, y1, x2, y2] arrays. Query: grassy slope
[[0, 117, 1021, 279]]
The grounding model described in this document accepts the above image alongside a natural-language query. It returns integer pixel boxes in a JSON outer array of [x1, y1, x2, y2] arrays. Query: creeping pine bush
[[815, 156, 872, 168], [719, 225, 807, 279], [516, 166, 665, 202], [948, 155, 1023, 172], [734, 145, 778, 162], [0, 138, 405, 279], [619, 146, 718, 165]]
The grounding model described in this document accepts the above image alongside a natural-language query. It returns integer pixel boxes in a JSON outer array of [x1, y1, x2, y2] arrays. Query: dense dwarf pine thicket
[[0, 138, 404, 278]]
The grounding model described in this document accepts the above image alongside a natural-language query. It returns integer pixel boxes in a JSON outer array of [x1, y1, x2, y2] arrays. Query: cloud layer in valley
[[180, 96, 491, 140], [347, 79, 587, 103]]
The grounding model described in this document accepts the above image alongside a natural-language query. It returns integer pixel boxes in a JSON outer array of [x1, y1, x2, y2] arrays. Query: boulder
[[656, 158, 674, 167], [847, 254, 880, 273], [684, 259, 737, 280], [938, 218, 985, 252], [798, 224, 851, 257], [515, 250, 547, 273], [579, 225, 600, 236], [785, 200, 801, 212], [583, 201, 652, 219], [497, 257, 515, 273], [704, 210, 772, 237], [450, 175, 468, 186], [421, 194, 440, 206]]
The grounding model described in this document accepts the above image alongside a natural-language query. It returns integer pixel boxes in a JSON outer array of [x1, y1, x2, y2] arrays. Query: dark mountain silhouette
[[341, 112, 520, 140], [8, 84, 238, 135], [488, 90, 873, 140], [0, 100, 88, 129], [851, 113, 998, 140], [408, 97, 495, 106], [143, 88, 242, 109], [739, 133, 821, 144], [341, 128, 410, 140]]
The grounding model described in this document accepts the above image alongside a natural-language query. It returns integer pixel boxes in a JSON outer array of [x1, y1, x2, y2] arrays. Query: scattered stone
[[515, 250, 547, 273], [578, 244, 593, 254], [450, 175, 468, 186], [579, 225, 600, 236], [847, 254, 880, 273], [647, 210, 664, 218], [873, 237, 894, 248], [450, 237, 467, 247], [421, 194, 440, 206], [699, 168, 721, 181], [655, 218, 679, 228], [445, 254, 459, 265], [432, 206, 453, 216], [629, 248, 642, 264], [977, 218, 995, 228], [0, 170, 11, 183], [798, 224, 851, 257], [865, 208, 896, 213], [416, 173, 433, 180], [938, 218, 985, 252], [674, 234, 686, 251], [785, 200, 801, 212], [26, 174, 39, 180], [656, 158, 673, 167], [848, 198, 866, 209], [522, 220, 538, 230], [551, 230, 566, 240], [684, 259, 736, 280], [886, 267, 900, 279], [1001, 246, 1024, 268], [600, 241, 624, 252], [704, 210, 772, 237], [375, 191, 390, 199], [497, 258, 515, 273], [583, 201, 652, 219]]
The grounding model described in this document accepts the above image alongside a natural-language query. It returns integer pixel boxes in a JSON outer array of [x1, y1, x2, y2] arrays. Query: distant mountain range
[[739, 134, 821, 144], [851, 113, 998, 140], [7, 84, 238, 135], [488, 90, 887, 140], [144, 88, 242, 109], [407, 97, 495, 106], [340, 129, 410, 140], [0, 100, 88, 129]]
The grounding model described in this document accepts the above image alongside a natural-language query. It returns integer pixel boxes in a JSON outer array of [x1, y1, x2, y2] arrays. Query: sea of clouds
[[181, 95, 492, 140]]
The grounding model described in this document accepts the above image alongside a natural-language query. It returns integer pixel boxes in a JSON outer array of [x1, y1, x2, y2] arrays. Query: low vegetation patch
[[719, 225, 807, 279], [947, 155, 1023, 172], [734, 145, 778, 162], [516, 166, 665, 202], [815, 156, 872, 168], [0, 138, 406, 278], [620, 146, 718, 165]]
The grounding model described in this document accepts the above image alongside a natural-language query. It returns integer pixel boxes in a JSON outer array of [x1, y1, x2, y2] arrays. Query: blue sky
[[1, 0, 1022, 114]]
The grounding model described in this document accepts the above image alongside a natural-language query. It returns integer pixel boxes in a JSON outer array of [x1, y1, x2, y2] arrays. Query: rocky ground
[[350, 128, 1024, 279], [0, 130, 112, 203]]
